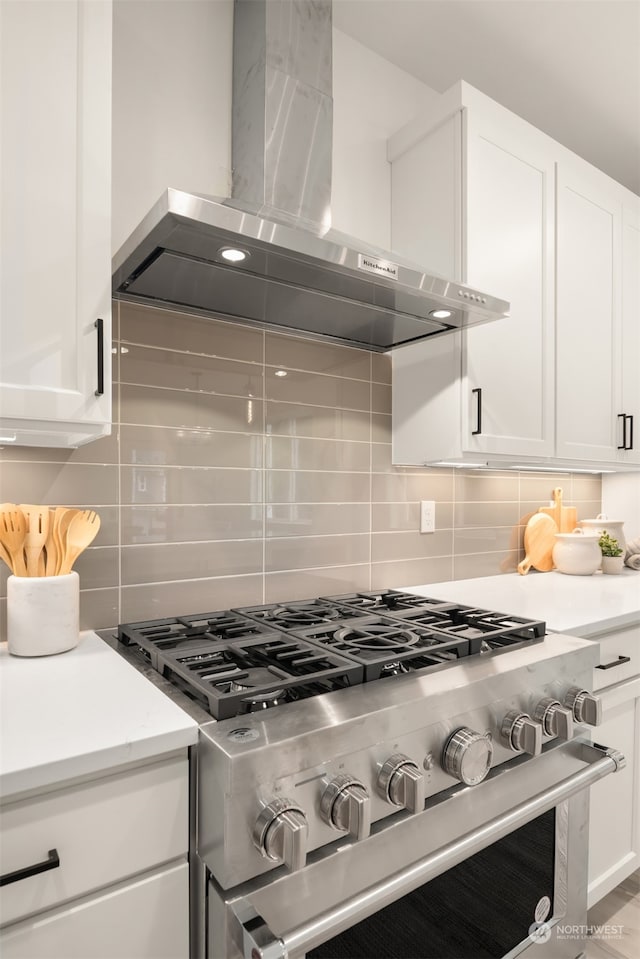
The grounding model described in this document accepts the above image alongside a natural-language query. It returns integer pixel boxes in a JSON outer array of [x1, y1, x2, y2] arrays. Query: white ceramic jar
[[578, 514, 626, 551], [552, 530, 602, 576], [7, 572, 80, 656]]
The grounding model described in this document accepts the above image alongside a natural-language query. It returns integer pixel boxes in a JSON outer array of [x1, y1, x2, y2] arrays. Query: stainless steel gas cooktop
[[117, 590, 545, 720]]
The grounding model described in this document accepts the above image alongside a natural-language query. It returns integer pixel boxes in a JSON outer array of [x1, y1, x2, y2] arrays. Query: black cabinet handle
[[0, 848, 60, 887], [617, 413, 634, 450], [596, 656, 631, 671], [472, 388, 482, 435], [95, 318, 104, 397], [617, 413, 627, 450]]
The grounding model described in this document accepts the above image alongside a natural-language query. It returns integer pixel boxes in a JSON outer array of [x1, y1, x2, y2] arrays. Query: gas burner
[[235, 599, 364, 630], [116, 611, 276, 668], [322, 590, 457, 614], [331, 623, 421, 651], [297, 615, 470, 681], [228, 670, 289, 712]]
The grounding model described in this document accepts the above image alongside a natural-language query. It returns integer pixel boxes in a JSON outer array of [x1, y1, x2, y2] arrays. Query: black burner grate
[[296, 615, 470, 680], [117, 592, 546, 717]]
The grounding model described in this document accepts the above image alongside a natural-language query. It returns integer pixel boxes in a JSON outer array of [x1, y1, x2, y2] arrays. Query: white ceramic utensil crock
[[7, 572, 79, 656], [552, 530, 601, 576], [578, 514, 626, 550]]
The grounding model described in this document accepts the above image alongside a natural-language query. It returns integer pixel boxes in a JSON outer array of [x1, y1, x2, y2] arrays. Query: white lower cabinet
[[587, 624, 640, 907], [0, 753, 190, 959], [0, 863, 189, 959]]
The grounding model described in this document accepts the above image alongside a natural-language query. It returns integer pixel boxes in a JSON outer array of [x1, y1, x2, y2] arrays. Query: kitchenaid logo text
[[357, 254, 399, 280]]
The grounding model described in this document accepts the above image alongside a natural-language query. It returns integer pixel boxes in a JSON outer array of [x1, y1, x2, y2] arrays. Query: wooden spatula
[[58, 510, 101, 575], [0, 503, 28, 576], [19, 504, 50, 576]]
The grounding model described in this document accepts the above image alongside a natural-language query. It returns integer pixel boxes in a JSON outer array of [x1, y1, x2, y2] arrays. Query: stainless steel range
[[117, 590, 624, 959]]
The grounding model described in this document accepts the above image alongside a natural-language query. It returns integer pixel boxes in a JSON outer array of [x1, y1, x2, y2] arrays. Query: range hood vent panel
[[112, 1, 509, 350], [113, 190, 509, 352]]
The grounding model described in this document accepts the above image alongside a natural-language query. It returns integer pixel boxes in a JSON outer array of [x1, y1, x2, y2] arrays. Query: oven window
[[309, 808, 556, 959]]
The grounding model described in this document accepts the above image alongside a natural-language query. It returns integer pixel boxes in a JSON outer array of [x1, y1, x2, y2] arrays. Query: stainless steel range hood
[[112, 1, 509, 352]]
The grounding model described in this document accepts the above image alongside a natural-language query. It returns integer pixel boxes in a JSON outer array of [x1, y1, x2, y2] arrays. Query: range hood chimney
[[112, 0, 509, 352]]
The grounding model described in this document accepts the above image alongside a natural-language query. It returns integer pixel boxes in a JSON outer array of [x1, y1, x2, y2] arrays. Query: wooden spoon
[[56, 508, 79, 575], [0, 538, 14, 573], [0, 504, 28, 576], [19, 504, 50, 576], [58, 510, 101, 575]]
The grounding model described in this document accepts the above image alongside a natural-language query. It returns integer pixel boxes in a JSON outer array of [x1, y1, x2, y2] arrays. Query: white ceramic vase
[[7, 572, 79, 656], [552, 530, 601, 576]]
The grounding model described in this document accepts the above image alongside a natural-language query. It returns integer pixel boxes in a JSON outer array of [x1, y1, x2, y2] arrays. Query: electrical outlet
[[420, 500, 435, 533]]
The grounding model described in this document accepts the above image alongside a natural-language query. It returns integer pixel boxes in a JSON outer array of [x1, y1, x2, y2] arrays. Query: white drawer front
[[593, 624, 640, 690], [0, 755, 188, 927], [0, 861, 189, 959]]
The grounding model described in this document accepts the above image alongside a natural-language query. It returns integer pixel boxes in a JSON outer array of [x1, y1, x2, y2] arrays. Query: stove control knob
[[501, 711, 543, 756], [377, 754, 425, 814], [442, 727, 493, 786], [320, 775, 371, 840], [253, 798, 308, 872], [534, 698, 574, 740], [563, 687, 602, 727]]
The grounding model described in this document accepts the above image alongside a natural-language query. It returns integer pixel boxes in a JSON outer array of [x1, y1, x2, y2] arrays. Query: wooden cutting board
[[518, 513, 558, 575], [538, 487, 578, 533]]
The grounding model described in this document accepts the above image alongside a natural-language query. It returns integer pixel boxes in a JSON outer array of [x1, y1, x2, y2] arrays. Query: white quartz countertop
[[405, 569, 640, 637], [0, 631, 198, 801]]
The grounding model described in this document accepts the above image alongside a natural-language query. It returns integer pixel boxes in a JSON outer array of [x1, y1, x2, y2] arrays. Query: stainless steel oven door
[[207, 741, 624, 959]]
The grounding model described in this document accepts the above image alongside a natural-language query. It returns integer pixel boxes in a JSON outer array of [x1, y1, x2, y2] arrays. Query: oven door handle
[[229, 742, 624, 959]]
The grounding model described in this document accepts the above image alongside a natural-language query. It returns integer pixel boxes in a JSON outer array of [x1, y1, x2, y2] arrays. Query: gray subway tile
[[119, 345, 263, 397], [0, 462, 118, 507], [266, 504, 370, 538], [266, 470, 370, 504], [266, 368, 370, 410], [119, 425, 262, 469], [119, 384, 263, 433], [372, 471, 454, 503], [266, 401, 370, 441], [371, 557, 453, 590], [371, 353, 392, 385], [121, 540, 262, 585], [371, 530, 453, 563], [266, 436, 369, 472], [120, 466, 262, 505], [371, 382, 391, 414], [119, 302, 264, 362], [122, 505, 262, 545], [265, 534, 370, 572], [454, 550, 520, 579], [454, 473, 519, 503], [264, 565, 370, 603], [121, 574, 264, 621], [454, 501, 521, 528], [265, 333, 371, 380], [454, 527, 516, 555]]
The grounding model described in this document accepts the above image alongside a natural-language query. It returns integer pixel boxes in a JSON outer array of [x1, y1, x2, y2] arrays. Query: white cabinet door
[[556, 157, 623, 463], [462, 103, 555, 459], [0, 862, 189, 959], [588, 689, 639, 906], [618, 198, 640, 465], [0, 0, 112, 448], [390, 84, 555, 465]]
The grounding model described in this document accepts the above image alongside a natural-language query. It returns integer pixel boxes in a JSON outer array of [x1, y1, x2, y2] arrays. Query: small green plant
[[598, 532, 623, 557]]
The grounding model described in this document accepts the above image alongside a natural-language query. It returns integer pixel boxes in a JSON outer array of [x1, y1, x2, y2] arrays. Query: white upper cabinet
[[0, 0, 112, 448], [556, 156, 622, 463], [619, 196, 640, 465], [390, 83, 555, 466], [390, 81, 639, 471]]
